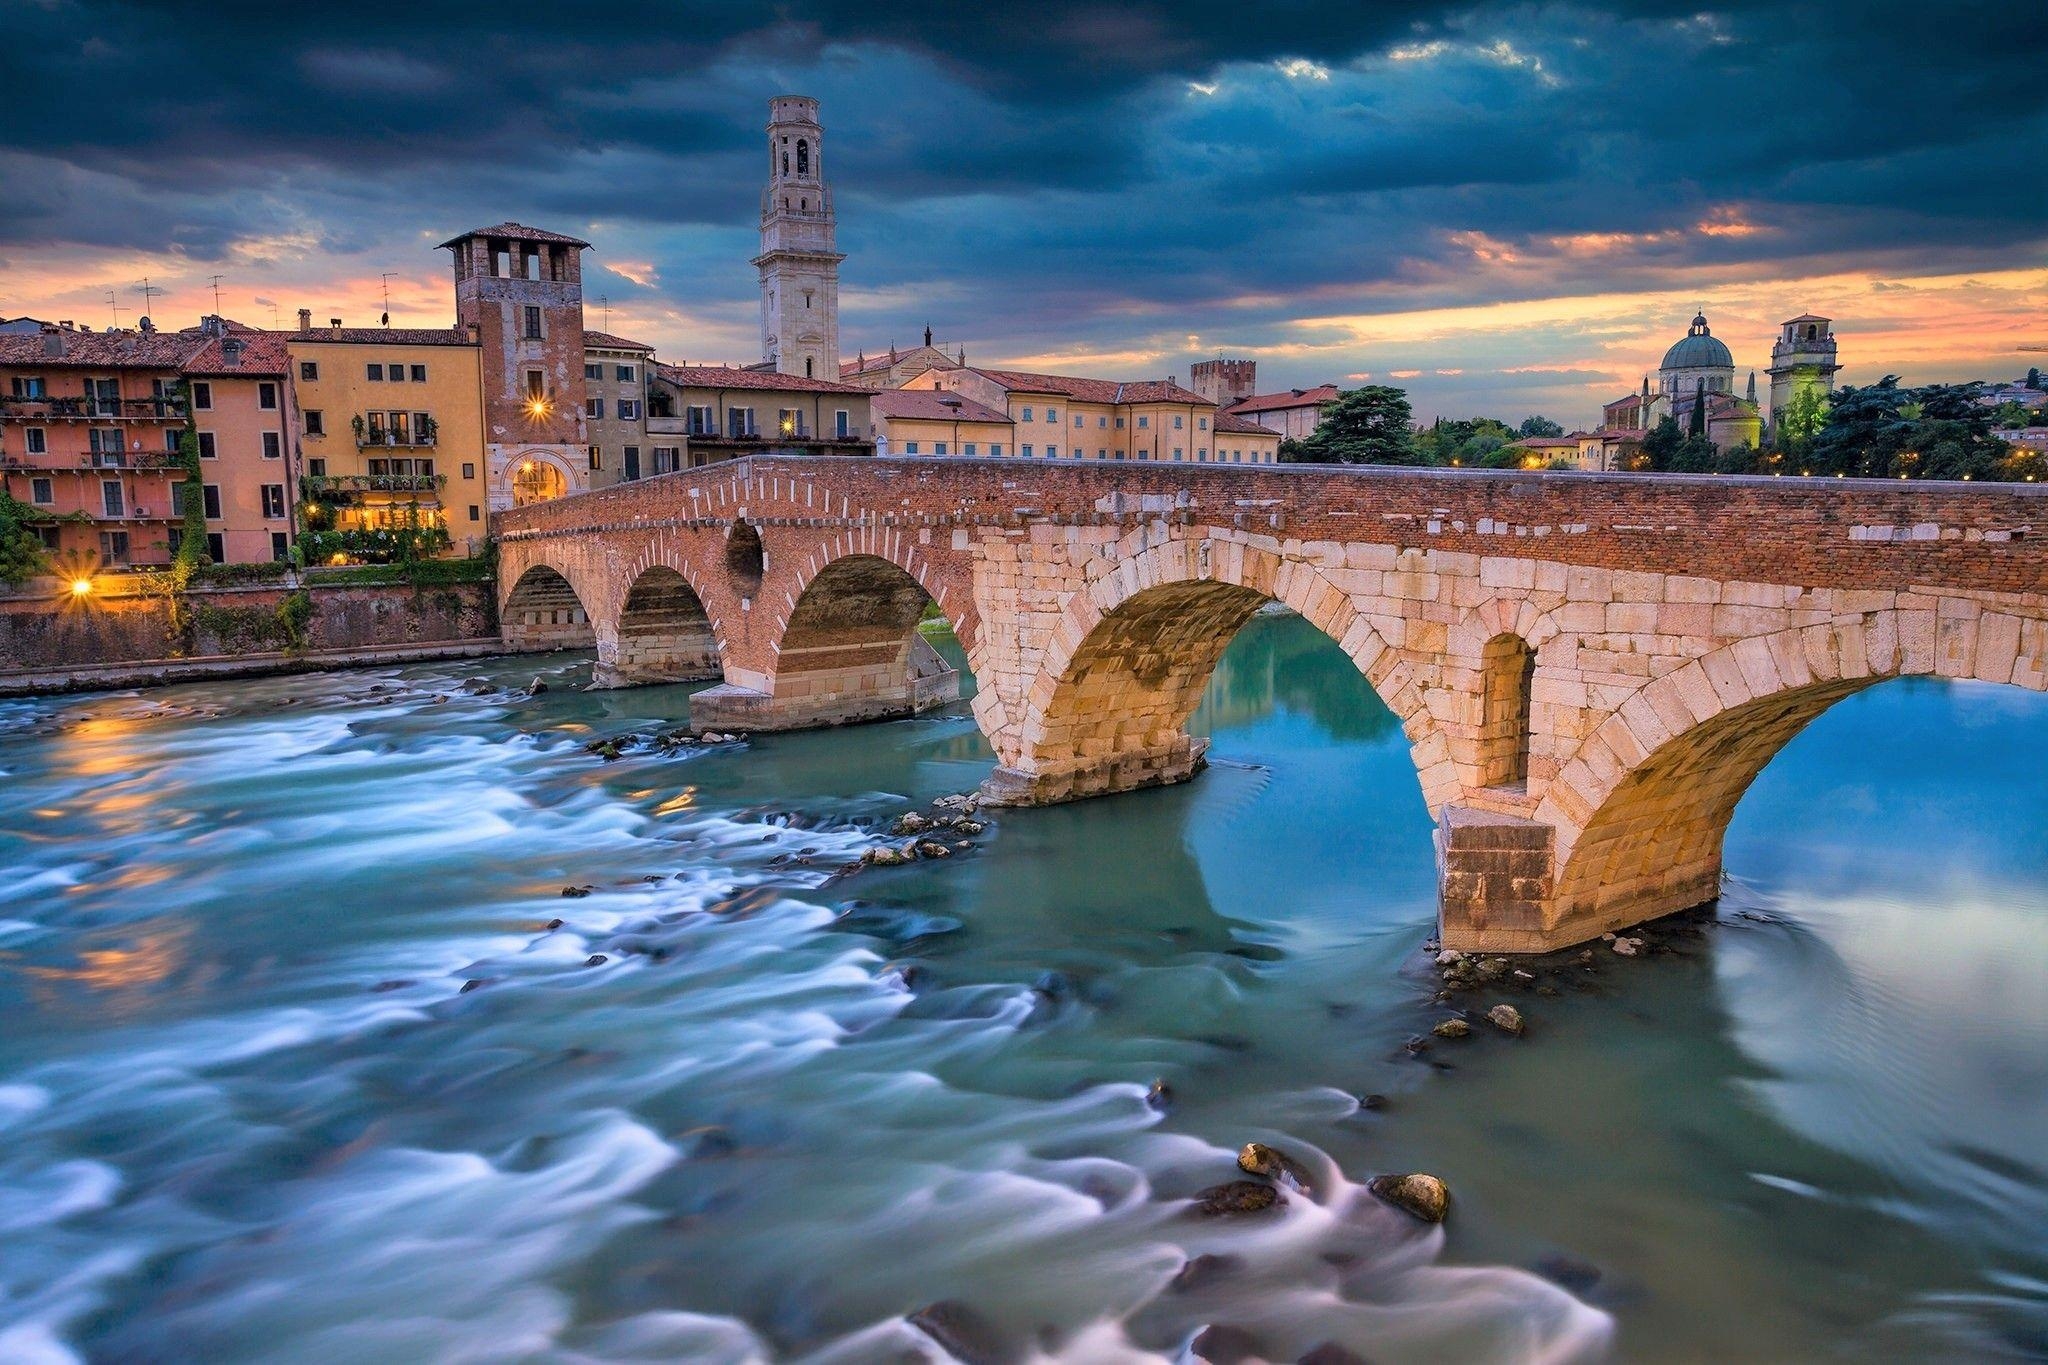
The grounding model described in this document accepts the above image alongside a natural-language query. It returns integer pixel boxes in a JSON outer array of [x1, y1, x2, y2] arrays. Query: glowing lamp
[[69, 578, 93, 597], [525, 397, 552, 419]]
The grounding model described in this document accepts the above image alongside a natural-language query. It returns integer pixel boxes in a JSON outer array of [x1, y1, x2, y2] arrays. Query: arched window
[[796, 139, 809, 176], [1479, 633, 1536, 788], [1806, 324, 1818, 341], [512, 458, 567, 507], [805, 358, 814, 378]]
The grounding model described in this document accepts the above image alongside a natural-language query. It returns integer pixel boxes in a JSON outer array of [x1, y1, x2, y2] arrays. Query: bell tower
[[753, 95, 843, 380], [1767, 314, 1841, 432]]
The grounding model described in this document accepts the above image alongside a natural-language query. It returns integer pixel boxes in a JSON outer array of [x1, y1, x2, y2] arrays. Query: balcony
[[1, 450, 183, 471], [351, 415, 440, 449], [303, 473, 446, 499], [0, 396, 187, 421]]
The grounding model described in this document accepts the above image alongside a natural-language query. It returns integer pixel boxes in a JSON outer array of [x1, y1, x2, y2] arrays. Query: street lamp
[[69, 577, 92, 598]]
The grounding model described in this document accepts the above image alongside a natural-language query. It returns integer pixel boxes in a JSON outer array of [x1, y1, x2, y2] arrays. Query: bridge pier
[[688, 634, 962, 733], [978, 735, 1209, 806], [1435, 806, 1558, 953]]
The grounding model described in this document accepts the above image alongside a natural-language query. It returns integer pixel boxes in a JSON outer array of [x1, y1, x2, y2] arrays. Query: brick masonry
[[494, 456, 2048, 951]]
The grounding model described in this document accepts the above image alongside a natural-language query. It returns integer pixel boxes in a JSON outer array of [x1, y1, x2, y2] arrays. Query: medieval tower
[[754, 96, 843, 380], [1767, 314, 1842, 432], [1191, 358, 1258, 407]]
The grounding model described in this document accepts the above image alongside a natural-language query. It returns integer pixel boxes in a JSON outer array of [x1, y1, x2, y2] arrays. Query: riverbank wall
[[0, 575, 501, 696]]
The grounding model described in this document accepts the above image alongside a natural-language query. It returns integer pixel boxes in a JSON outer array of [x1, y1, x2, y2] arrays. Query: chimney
[[223, 337, 244, 368], [329, 318, 343, 336], [297, 308, 312, 333], [41, 323, 63, 358]]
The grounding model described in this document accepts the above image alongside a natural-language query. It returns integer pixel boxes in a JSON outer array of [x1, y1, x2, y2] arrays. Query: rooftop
[[655, 363, 869, 395], [583, 329, 656, 352], [182, 332, 292, 376], [438, 221, 592, 249], [0, 328, 197, 370], [1225, 384, 1342, 415], [1214, 412, 1281, 436], [966, 367, 1212, 406], [870, 388, 1012, 424], [288, 326, 477, 347]]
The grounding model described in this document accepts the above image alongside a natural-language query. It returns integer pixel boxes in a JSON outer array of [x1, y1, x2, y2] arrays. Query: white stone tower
[[753, 95, 843, 381], [1767, 314, 1841, 430]]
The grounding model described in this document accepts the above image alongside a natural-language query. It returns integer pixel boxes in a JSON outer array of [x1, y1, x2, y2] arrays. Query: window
[[1047, 445, 1059, 457], [261, 485, 286, 518], [11, 376, 47, 398], [934, 442, 948, 455], [1138, 415, 1150, 428], [1098, 415, 1108, 427], [258, 381, 279, 410], [777, 408, 803, 436], [299, 361, 318, 382], [616, 364, 636, 382], [387, 359, 406, 381], [271, 531, 289, 561], [492, 248, 510, 277], [206, 533, 225, 563], [727, 407, 756, 438], [523, 306, 542, 340], [1197, 448, 1207, 460], [461, 462, 476, 479], [588, 445, 602, 471], [525, 371, 546, 401], [1074, 414, 1083, 428], [1047, 408, 1059, 423], [904, 441, 920, 454], [585, 397, 604, 419], [1115, 416, 1126, 429], [835, 409, 851, 439], [202, 485, 222, 519], [687, 405, 715, 435], [24, 428, 45, 454], [1198, 417, 1209, 430], [585, 363, 603, 381], [366, 364, 383, 381], [1021, 406, 1033, 421], [623, 446, 640, 480], [308, 458, 326, 476], [796, 138, 809, 176], [616, 399, 639, 421], [193, 432, 217, 460], [30, 477, 52, 504], [964, 442, 977, 456], [87, 378, 118, 417], [1173, 447, 1183, 461], [988, 443, 1002, 457], [1479, 634, 1537, 788], [410, 364, 426, 383], [469, 505, 481, 522], [180, 380, 209, 411], [101, 480, 125, 516], [1174, 414, 1184, 429], [304, 410, 324, 436], [262, 431, 282, 460], [1022, 444, 1034, 457], [99, 530, 129, 565], [164, 429, 181, 453]]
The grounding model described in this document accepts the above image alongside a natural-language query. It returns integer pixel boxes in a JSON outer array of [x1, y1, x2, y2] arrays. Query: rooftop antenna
[[380, 273, 395, 327], [105, 289, 122, 331], [136, 276, 161, 323], [268, 300, 280, 329], [599, 294, 611, 331], [208, 274, 224, 317]]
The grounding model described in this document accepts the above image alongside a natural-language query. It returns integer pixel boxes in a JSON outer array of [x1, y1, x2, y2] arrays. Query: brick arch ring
[[608, 529, 734, 656]]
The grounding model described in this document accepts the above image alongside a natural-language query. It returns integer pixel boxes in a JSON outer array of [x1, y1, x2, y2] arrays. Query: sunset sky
[[3, 1, 2043, 427]]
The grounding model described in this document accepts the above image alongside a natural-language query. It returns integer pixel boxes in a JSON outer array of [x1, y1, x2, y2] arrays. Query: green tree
[[0, 492, 52, 587], [1687, 381, 1708, 438], [1517, 415, 1564, 438], [1809, 377, 2011, 479], [1773, 385, 1828, 457], [1414, 416, 1515, 467], [1284, 385, 1419, 464]]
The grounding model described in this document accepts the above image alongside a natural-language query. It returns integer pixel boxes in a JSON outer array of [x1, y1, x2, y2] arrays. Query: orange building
[[0, 323, 193, 570], [899, 366, 1281, 463], [181, 322, 298, 563]]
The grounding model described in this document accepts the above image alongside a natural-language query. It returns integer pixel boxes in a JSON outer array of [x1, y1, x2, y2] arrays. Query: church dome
[[1661, 312, 1734, 371]]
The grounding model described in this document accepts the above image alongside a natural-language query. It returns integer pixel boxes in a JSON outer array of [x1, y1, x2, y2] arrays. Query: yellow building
[[899, 366, 1280, 463], [870, 387, 1013, 456], [284, 322, 489, 558]]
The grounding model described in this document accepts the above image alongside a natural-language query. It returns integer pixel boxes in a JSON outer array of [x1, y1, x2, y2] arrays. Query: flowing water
[[0, 612, 2044, 1363]]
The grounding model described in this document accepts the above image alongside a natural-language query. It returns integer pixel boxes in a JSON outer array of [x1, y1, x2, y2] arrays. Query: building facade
[[900, 366, 1281, 463], [1223, 384, 1342, 443], [646, 365, 872, 469], [284, 324, 491, 558], [754, 96, 843, 381], [0, 324, 193, 570], [839, 332, 962, 390], [442, 222, 592, 511], [182, 323, 297, 564], [1766, 314, 1842, 430], [1190, 357, 1258, 407], [870, 387, 1014, 456], [582, 330, 654, 488]]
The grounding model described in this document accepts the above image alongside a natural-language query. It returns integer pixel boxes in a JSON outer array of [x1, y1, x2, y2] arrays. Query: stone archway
[[502, 563, 595, 651], [602, 564, 722, 688]]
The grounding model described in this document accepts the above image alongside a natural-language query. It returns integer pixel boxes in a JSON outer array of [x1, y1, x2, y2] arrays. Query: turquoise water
[[0, 612, 2042, 1361]]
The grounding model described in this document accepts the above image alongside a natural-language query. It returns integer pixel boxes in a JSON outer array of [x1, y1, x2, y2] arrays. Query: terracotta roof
[[583, 329, 655, 352], [654, 363, 868, 395], [177, 316, 263, 336], [182, 332, 291, 376], [438, 221, 592, 249], [840, 345, 956, 378], [870, 388, 1012, 424], [0, 330, 196, 370], [1214, 412, 1280, 436], [968, 367, 1212, 405], [1224, 385, 1342, 414], [287, 327, 476, 347], [1509, 436, 1581, 450]]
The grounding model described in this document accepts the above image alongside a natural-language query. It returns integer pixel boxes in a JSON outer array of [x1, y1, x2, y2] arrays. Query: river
[[0, 611, 2043, 1363]]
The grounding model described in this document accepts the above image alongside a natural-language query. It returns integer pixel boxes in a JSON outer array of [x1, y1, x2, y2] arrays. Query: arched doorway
[[512, 458, 568, 507]]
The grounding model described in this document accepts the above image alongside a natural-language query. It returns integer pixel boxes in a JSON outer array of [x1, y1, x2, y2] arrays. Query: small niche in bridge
[[1479, 632, 1535, 790], [726, 519, 765, 595]]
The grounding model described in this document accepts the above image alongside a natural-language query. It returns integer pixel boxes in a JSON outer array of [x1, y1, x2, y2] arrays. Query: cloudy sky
[[3, 1, 2043, 425]]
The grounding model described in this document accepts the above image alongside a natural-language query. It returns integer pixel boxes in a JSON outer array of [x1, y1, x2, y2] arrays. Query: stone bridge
[[492, 456, 2047, 953]]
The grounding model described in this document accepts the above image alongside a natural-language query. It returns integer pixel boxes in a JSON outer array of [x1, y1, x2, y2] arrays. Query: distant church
[[754, 96, 843, 380], [1601, 311, 1840, 453]]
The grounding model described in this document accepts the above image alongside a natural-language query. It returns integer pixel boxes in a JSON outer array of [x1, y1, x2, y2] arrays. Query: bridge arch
[[1538, 607, 2048, 943], [985, 532, 1415, 805], [501, 560, 598, 652], [605, 563, 724, 688]]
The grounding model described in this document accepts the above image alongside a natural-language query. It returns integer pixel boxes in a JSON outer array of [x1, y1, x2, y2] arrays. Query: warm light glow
[[69, 578, 93, 597], [525, 398, 551, 419]]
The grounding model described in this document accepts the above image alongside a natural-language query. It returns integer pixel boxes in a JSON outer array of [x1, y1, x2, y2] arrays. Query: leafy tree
[[1687, 381, 1708, 438], [1991, 400, 2031, 429], [2028, 366, 2042, 391], [1518, 415, 1564, 438], [1773, 386, 1828, 457], [1808, 377, 2011, 479], [1639, 415, 1715, 472], [1414, 416, 1516, 467], [1284, 385, 1419, 464], [0, 492, 52, 587]]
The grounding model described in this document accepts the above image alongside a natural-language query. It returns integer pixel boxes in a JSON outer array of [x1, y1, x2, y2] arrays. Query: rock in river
[[1432, 1017, 1472, 1039], [1368, 1172, 1449, 1223], [1237, 1141, 1315, 1196], [1486, 1003, 1525, 1036], [1193, 1180, 1284, 1216]]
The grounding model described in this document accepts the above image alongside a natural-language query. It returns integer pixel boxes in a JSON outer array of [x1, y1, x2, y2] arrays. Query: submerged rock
[[907, 1300, 1014, 1365], [1237, 1142, 1315, 1196], [1168, 1252, 1242, 1294], [1193, 1180, 1284, 1216], [1368, 1172, 1449, 1223], [1145, 1079, 1176, 1112], [1298, 1344, 1372, 1365], [560, 885, 594, 898], [1533, 1253, 1604, 1295], [1190, 1323, 1264, 1363], [863, 845, 911, 867], [527, 677, 548, 695], [890, 811, 931, 836], [1612, 936, 1643, 957], [912, 839, 953, 859], [1486, 1004, 1525, 1036], [1432, 1017, 1472, 1039]]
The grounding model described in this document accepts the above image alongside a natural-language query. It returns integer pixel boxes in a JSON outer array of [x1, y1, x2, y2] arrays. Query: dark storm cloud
[[1, 0, 2041, 376]]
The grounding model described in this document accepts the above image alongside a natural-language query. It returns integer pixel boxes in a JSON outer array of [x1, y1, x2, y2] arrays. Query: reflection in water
[[0, 614, 2041, 1361]]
